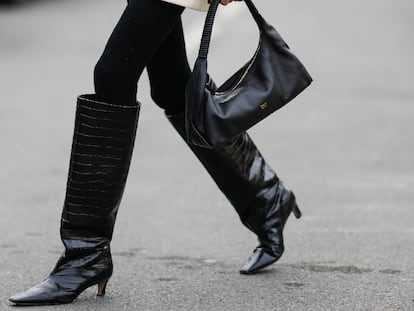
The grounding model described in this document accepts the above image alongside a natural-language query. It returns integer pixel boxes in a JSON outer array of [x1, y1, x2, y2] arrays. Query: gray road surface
[[0, 0, 413, 310]]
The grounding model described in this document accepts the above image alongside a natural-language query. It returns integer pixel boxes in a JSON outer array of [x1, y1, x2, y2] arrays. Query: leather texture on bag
[[185, 0, 313, 148], [162, 0, 209, 11]]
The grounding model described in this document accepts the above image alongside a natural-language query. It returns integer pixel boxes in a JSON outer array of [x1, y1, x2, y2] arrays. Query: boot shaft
[[61, 95, 140, 242], [166, 112, 279, 222]]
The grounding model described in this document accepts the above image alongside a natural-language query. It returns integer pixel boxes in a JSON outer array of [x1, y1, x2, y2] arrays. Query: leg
[[147, 18, 191, 115], [167, 114, 302, 274], [147, 24, 302, 274], [9, 0, 185, 306], [63, 0, 185, 239], [94, 0, 185, 106]]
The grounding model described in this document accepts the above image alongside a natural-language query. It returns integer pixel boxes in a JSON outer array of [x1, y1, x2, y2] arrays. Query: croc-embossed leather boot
[[9, 95, 140, 305], [166, 111, 301, 275]]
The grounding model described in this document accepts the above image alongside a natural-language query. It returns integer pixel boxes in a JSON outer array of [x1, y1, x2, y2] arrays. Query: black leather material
[[167, 111, 300, 273], [61, 94, 140, 241], [185, 0, 312, 148], [239, 247, 277, 275], [240, 182, 300, 274], [9, 238, 112, 305], [9, 95, 140, 305]]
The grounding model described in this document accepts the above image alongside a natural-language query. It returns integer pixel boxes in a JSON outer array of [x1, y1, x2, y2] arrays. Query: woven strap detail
[[198, 0, 265, 59]]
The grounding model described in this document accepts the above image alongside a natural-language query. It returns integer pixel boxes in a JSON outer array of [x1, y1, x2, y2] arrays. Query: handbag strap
[[198, 0, 266, 59]]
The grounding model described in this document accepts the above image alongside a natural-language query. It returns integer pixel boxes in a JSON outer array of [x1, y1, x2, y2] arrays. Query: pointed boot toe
[[8, 280, 72, 306], [239, 248, 278, 275]]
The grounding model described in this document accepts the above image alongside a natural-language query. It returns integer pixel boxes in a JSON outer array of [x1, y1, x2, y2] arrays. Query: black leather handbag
[[185, 0, 313, 148]]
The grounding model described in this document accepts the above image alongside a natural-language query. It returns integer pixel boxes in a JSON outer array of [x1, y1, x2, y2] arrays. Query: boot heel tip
[[97, 280, 108, 297], [292, 205, 302, 219]]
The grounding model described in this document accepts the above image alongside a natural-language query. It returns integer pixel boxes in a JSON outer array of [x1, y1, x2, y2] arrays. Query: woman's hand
[[220, 0, 243, 5]]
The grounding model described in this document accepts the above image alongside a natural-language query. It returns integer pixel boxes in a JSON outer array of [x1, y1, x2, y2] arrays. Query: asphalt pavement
[[0, 0, 413, 310]]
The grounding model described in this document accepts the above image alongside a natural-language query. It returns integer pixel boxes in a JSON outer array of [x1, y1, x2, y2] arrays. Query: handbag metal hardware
[[260, 103, 268, 110]]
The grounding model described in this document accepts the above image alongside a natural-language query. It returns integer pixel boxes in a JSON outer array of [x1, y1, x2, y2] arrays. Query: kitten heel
[[292, 203, 302, 219], [97, 279, 109, 297]]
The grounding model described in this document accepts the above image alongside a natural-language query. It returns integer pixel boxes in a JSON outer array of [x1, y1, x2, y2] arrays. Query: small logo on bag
[[260, 102, 268, 110]]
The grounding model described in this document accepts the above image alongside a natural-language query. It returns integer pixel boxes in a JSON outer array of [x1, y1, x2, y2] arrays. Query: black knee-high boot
[[9, 95, 140, 305], [167, 112, 301, 274]]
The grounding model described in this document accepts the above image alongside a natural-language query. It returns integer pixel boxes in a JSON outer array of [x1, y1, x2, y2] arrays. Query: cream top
[[162, 0, 209, 12]]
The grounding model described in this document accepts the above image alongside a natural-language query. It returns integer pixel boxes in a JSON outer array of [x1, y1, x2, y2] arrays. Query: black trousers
[[94, 0, 191, 115]]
